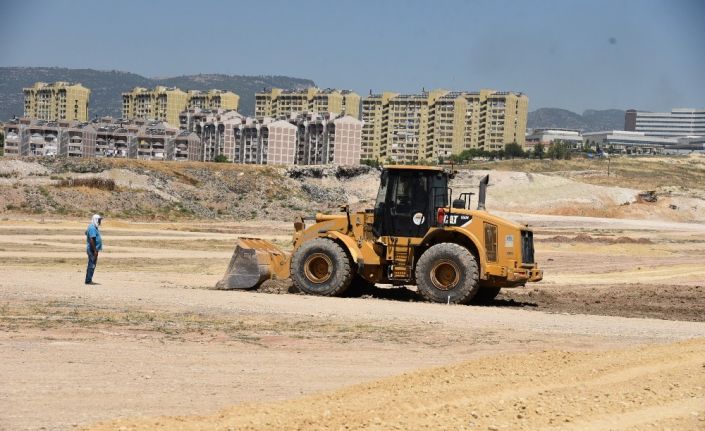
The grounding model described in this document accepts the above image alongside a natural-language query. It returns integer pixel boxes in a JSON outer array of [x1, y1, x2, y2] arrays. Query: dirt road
[[1, 215, 704, 430]]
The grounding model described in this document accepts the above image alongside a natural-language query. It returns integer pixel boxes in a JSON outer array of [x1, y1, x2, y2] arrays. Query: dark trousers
[[85, 250, 97, 283]]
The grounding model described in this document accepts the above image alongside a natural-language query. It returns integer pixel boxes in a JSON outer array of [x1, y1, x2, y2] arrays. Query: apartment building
[[2, 117, 98, 157], [232, 119, 298, 165], [122, 86, 189, 127], [291, 112, 363, 165], [187, 90, 239, 111], [123, 87, 239, 127], [361, 89, 528, 163], [173, 131, 202, 161], [64, 123, 97, 157], [135, 122, 180, 160], [23, 82, 91, 122], [360, 92, 398, 160], [255, 88, 360, 119], [625, 108, 705, 138], [95, 119, 139, 158], [179, 108, 245, 161], [3, 118, 31, 156]]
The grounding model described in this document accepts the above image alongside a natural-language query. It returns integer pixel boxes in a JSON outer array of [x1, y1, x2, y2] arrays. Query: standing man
[[85, 214, 103, 285]]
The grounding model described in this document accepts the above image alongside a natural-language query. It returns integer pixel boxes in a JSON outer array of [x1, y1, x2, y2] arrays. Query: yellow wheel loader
[[217, 165, 542, 304]]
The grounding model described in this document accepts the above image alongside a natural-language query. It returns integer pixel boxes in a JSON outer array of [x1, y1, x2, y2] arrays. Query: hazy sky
[[1, 0, 703, 113]]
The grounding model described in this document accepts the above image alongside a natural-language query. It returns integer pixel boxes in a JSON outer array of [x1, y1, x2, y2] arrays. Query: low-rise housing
[[2, 117, 90, 157]]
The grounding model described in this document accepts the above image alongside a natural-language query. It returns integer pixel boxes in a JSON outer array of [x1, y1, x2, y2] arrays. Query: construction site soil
[[1, 155, 704, 430]]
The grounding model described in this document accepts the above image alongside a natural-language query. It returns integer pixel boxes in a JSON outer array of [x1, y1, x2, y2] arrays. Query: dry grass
[[56, 177, 116, 191], [461, 155, 705, 192], [0, 300, 455, 346]]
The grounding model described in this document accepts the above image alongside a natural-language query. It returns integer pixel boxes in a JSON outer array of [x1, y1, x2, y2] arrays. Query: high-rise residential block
[[360, 92, 398, 161], [23, 82, 91, 122], [624, 108, 705, 137], [255, 88, 360, 119], [122, 87, 240, 127], [122, 86, 189, 127], [187, 90, 239, 111], [361, 89, 528, 163]]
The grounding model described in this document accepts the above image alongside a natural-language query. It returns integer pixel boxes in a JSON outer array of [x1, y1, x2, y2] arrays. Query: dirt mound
[[286, 164, 375, 179], [501, 283, 705, 322], [2, 156, 704, 222], [452, 169, 640, 217], [0, 159, 49, 177]]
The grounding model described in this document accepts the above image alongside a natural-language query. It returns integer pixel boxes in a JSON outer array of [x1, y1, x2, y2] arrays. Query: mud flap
[[215, 238, 291, 290]]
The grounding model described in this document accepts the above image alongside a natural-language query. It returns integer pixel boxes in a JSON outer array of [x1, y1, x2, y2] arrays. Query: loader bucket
[[215, 238, 291, 290]]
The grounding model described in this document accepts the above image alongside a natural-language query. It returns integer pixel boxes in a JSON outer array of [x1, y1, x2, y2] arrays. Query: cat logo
[[443, 214, 472, 226]]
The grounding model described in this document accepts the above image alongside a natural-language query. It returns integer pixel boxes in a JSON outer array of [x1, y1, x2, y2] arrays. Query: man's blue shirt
[[86, 224, 102, 252]]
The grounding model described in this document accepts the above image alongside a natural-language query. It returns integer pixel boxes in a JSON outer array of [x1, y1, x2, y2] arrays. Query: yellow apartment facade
[[123, 87, 240, 127], [187, 89, 239, 111], [361, 89, 528, 163], [23, 82, 91, 122], [255, 88, 360, 119]]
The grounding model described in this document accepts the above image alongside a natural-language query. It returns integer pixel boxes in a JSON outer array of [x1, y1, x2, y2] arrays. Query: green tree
[[0, 132, 4, 157], [533, 143, 545, 159], [504, 142, 525, 159], [546, 140, 572, 160], [213, 154, 228, 163], [360, 159, 380, 168]]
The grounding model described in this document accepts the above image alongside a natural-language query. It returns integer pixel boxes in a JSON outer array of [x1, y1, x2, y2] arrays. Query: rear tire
[[415, 243, 479, 304], [291, 238, 353, 297]]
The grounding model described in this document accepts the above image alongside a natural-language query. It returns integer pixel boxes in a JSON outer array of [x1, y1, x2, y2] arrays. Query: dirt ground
[[1, 215, 705, 430]]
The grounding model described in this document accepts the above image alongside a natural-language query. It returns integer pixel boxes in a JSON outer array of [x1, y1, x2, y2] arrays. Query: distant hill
[[528, 108, 625, 132], [0, 67, 316, 120]]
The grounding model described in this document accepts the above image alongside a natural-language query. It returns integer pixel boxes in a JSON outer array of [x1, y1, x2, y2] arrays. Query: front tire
[[291, 238, 353, 296], [415, 243, 479, 304]]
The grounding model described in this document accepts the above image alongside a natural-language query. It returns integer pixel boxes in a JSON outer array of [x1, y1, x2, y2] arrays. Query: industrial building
[[255, 88, 360, 119], [361, 89, 528, 163], [122, 87, 239, 127], [525, 129, 584, 150], [23, 82, 91, 122], [625, 108, 705, 138], [581, 130, 677, 155]]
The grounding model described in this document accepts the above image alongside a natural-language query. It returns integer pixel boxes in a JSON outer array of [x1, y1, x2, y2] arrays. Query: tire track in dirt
[[86, 339, 705, 431]]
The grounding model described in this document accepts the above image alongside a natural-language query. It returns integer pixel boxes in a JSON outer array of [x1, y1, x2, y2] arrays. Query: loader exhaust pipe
[[477, 174, 489, 210]]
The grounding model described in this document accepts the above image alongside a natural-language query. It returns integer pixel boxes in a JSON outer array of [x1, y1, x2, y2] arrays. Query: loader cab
[[372, 166, 449, 238]]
